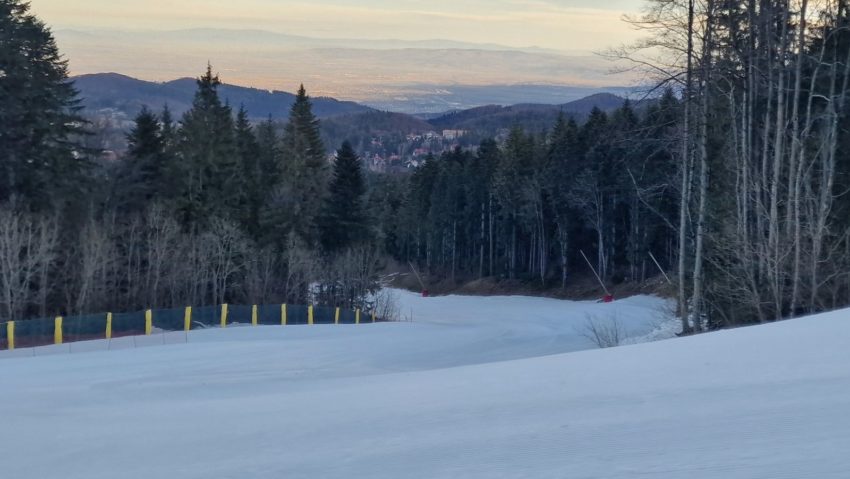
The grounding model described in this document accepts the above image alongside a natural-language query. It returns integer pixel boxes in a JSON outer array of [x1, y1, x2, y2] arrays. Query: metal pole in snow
[[648, 251, 673, 285], [579, 249, 611, 297], [408, 261, 427, 291]]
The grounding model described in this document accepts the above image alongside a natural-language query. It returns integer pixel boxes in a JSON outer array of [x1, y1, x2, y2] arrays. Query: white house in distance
[[442, 129, 467, 140]]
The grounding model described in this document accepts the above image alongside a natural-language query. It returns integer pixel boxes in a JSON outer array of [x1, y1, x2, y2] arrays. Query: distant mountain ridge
[[73, 73, 374, 120], [427, 93, 630, 133], [73, 73, 630, 130]]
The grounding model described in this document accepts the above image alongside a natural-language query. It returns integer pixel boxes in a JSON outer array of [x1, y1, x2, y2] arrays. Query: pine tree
[[370, 173, 406, 258], [172, 65, 241, 226], [255, 116, 280, 187], [159, 105, 177, 152], [234, 106, 262, 233], [320, 141, 368, 252], [263, 85, 328, 245], [120, 107, 166, 211], [0, 0, 89, 210], [235, 106, 260, 168]]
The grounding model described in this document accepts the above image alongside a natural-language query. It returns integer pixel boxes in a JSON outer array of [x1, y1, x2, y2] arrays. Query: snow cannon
[[422, 289, 430, 298], [602, 294, 615, 303]]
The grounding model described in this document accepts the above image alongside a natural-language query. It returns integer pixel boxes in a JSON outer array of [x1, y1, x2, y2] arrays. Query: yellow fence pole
[[355, 309, 361, 325], [106, 312, 112, 339], [7, 322, 14, 350], [308, 305, 314, 325], [54, 316, 63, 344], [372, 311, 376, 323], [281, 304, 287, 326], [252, 305, 258, 326], [220, 304, 228, 328], [335, 307, 340, 325], [184, 306, 192, 332], [145, 310, 152, 335]]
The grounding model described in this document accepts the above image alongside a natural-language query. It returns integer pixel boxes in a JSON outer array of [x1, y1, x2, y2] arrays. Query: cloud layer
[[32, 0, 643, 52]]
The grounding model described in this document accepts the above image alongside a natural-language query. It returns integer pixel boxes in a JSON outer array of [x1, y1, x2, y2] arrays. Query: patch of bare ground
[[381, 260, 674, 301]]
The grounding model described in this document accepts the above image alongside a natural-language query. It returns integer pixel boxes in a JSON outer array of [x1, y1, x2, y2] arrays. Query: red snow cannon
[[602, 294, 615, 303]]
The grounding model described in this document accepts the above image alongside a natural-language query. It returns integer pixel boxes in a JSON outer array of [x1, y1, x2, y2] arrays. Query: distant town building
[[368, 153, 388, 173], [442, 129, 467, 140]]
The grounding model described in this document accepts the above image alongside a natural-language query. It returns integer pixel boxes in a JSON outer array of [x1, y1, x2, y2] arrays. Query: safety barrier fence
[[0, 304, 380, 351]]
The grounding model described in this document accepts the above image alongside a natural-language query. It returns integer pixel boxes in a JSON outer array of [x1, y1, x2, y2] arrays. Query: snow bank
[[2, 293, 847, 478]]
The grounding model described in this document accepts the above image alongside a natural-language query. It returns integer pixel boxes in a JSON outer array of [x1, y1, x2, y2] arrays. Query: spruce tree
[[235, 106, 260, 166], [256, 116, 280, 188], [264, 85, 328, 245], [121, 107, 166, 211], [234, 106, 262, 235], [0, 0, 89, 210], [159, 105, 177, 152], [320, 141, 368, 252], [172, 65, 241, 225]]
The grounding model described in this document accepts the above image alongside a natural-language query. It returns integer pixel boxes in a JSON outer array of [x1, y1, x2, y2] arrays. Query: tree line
[[379, 98, 681, 301]]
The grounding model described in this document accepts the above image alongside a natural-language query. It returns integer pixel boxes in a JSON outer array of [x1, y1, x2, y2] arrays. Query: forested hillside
[[74, 72, 374, 120], [427, 93, 629, 134], [1, 0, 849, 332], [320, 111, 434, 155], [378, 101, 678, 302]]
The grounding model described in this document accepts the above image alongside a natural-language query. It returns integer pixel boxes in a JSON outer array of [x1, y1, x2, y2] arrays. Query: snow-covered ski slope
[[2, 291, 848, 478]]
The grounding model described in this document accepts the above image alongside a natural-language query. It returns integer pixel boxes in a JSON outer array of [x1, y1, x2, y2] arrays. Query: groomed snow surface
[[1, 290, 848, 478]]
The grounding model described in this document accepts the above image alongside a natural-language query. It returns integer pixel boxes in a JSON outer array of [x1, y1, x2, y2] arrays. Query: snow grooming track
[[2, 290, 848, 478]]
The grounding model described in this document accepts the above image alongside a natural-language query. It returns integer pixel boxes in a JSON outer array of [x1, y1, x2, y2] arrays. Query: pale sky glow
[[27, 0, 647, 102], [30, 0, 643, 52]]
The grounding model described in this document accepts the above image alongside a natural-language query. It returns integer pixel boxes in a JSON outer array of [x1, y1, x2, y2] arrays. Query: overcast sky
[[31, 0, 644, 52]]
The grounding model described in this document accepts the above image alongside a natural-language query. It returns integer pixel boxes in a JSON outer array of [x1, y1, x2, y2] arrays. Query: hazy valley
[[77, 72, 630, 167], [55, 28, 634, 113]]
